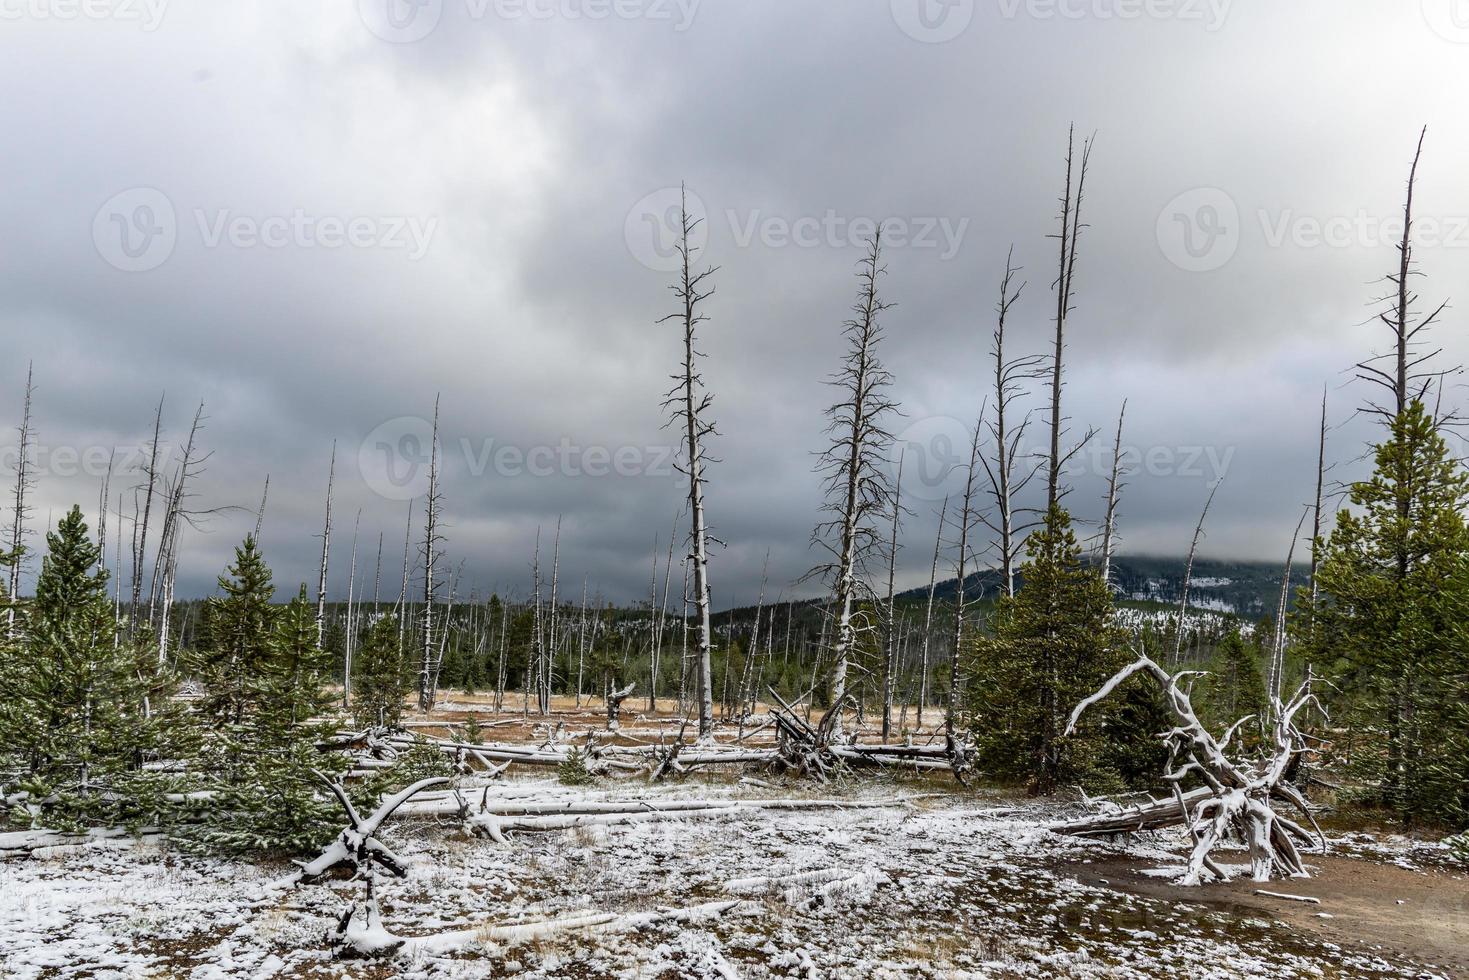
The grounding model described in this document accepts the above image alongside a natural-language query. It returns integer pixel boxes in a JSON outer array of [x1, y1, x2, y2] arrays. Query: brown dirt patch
[[1068, 851, 1469, 976]]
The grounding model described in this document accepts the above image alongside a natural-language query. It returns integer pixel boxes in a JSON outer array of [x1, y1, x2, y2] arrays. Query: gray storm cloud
[[3, 0, 1469, 606]]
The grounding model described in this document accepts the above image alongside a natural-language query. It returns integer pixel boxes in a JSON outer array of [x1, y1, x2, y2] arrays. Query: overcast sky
[[4, 0, 1469, 607]]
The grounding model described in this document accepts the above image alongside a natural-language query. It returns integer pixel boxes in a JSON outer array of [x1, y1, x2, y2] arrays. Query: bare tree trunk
[[316, 444, 336, 650], [658, 185, 720, 740], [576, 577, 589, 709], [979, 251, 1040, 599], [1099, 400, 1127, 588], [397, 498, 413, 655], [916, 495, 946, 732], [254, 474, 269, 541], [541, 517, 561, 714], [1172, 482, 1220, 666], [131, 394, 163, 636], [739, 551, 769, 726], [344, 510, 361, 710], [881, 454, 904, 741], [419, 398, 443, 712], [6, 363, 35, 638], [814, 232, 898, 738], [1046, 127, 1093, 510], [1308, 386, 1327, 635], [947, 426, 982, 741]]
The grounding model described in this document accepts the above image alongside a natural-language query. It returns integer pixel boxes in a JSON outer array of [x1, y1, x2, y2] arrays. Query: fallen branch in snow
[[1254, 889, 1321, 904], [334, 895, 743, 959], [1055, 652, 1325, 885], [280, 773, 451, 887], [464, 795, 901, 843]]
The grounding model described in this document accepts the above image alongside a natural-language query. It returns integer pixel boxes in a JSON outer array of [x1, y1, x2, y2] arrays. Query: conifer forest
[[3, 3, 1469, 977]]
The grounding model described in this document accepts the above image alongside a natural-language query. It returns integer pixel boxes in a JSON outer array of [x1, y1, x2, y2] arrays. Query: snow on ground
[[0, 779, 1438, 978]]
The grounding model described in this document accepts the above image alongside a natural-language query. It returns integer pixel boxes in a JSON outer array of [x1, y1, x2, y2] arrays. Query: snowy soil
[[0, 779, 1450, 979]]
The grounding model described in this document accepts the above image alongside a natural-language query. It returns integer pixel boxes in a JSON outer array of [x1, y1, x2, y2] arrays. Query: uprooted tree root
[[1054, 653, 1325, 886]]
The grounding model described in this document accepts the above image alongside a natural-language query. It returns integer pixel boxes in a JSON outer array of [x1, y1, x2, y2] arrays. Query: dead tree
[[130, 394, 163, 637], [418, 398, 444, 712], [606, 681, 636, 729], [1046, 126, 1095, 510], [658, 183, 720, 740], [810, 231, 899, 738], [343, 509, 361, 709], [1061, 653, 1324, 885], [916, 496, 946, 731], [978, 250, 1043, 599], [1268, 507, 1310, 707], [880, 453, 904, 740], [316, 444, 336, 650], [1356, 126, 1451, 426], [253, 474, 269, 541], [650, 513, 678, 712], [1172, 482, 1219, 665], [946, 422, 983, 749], [737, 551, 770, 726], [6, 363, 35, 639], [1098, 400, 1127, 588]]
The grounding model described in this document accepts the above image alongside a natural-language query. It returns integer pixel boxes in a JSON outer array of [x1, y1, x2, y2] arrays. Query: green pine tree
[[968, 505, 1140, 793], [1302, 401, 1469, 824], [353, 614, 411, 729], [0, 507, 184, 830]]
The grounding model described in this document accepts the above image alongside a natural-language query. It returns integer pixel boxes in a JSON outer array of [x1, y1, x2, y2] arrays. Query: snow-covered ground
[[0, 779, 1443, 978]]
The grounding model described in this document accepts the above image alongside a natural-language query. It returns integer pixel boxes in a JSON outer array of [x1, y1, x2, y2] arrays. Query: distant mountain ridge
[[898, 555, 1299, 621]]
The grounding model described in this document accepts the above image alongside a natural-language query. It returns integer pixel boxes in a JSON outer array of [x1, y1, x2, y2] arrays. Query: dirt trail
[[1070, 852, 1469, 976]]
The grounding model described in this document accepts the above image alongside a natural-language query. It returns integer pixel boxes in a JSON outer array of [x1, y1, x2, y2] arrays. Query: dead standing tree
[[1046, 127, 1097, 510], [658, 184, 720, 740], [6, 362, 35, 639], [315, 444, 336, 650], [977, 250, 1043, 599], [419, 398, 445, 712], [809, 231, 899, 739], [1098, 400, 1127, 588]]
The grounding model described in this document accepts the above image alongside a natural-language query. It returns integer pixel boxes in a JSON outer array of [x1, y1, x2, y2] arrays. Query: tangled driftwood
[[1056, 653, 1324, 885]]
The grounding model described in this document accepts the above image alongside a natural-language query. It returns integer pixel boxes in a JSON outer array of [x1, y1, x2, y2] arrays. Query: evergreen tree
[[0, 507, 181, 829], [186, 541, 340, 855], [353, 614, 410, 729], [969, 505, 1137, 793], [1200, 628, 1268, 739], [1302, 401, 1469, 824], [191, 536, 277, 728]]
